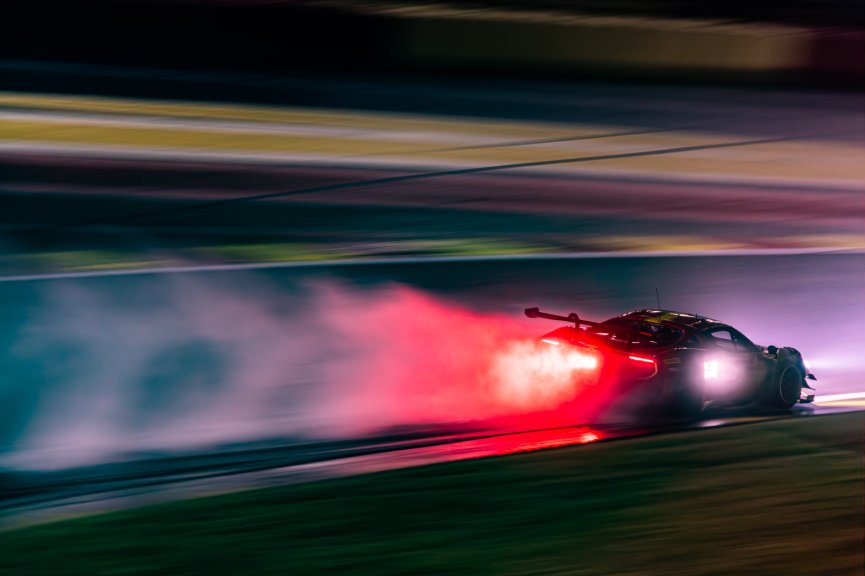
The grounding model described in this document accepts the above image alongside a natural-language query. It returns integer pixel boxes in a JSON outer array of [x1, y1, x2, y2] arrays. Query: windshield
[[587, 318, 684, 349]]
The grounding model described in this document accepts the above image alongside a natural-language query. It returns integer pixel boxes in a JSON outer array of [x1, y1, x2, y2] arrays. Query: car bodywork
[[525, 307, 816, 415]]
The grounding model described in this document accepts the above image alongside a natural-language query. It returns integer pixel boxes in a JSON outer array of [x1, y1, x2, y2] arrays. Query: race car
[[525, 307, 816, 416]]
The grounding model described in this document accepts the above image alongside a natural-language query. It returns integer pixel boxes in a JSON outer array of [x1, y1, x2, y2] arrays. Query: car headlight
[[702, 354, 745, 393], [704, 359, 719, 379]]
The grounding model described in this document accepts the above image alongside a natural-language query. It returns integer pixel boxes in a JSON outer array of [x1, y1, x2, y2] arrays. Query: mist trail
[[1, 275, 598, 470]]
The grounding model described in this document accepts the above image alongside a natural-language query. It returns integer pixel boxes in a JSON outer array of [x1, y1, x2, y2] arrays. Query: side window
[[706, 329, 737, 351], [729, 328, 755, 350]]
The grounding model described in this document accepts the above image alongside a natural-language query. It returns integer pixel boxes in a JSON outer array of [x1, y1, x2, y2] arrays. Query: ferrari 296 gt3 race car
[[525, 307, 816, 416]]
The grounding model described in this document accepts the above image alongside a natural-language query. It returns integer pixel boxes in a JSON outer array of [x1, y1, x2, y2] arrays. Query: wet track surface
[[1, 403, 860, 529]]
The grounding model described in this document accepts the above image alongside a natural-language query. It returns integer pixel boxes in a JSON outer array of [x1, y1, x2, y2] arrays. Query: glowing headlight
[[704, 360, 719, 380], [702, 354, 746, 394]]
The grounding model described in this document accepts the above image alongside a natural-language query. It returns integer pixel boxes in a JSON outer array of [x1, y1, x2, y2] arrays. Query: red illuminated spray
[[489, 340, 599, 408], [8, 278, 615, 470], [314, 284, 609, 435]]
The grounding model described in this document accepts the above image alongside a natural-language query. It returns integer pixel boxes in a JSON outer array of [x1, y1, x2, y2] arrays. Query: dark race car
[[525, 307, 816, 416]]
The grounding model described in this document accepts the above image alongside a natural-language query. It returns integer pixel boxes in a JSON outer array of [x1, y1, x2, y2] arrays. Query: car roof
[[617, 309, 726, 330]]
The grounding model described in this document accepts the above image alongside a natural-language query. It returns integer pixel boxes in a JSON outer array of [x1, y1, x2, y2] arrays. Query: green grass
[[1, 413, 862, 576]]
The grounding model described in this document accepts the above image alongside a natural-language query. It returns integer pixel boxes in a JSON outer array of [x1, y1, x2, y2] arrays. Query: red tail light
[[625, 354, 658, 379]]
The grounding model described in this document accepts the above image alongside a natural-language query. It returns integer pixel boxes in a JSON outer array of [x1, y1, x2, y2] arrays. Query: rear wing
[[524, 307, 599, 329], [525, 307, 660, 353]]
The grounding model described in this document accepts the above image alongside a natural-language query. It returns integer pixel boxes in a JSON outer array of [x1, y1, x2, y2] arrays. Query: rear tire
[[764, 364, 803, 409]]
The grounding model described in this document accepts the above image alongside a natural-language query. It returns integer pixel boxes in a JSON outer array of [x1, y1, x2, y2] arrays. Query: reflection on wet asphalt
[[1, 402, 858, 529]]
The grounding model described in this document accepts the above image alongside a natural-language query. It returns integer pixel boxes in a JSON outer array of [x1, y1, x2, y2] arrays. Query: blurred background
[[0, 0, 863, 488], [0, 2, 863, 574]]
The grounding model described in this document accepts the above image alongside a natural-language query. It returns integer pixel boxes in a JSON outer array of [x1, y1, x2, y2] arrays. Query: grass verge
[[1, 413, 862, 576]]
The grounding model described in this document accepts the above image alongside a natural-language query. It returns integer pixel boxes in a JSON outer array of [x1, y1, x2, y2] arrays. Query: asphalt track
[[1, 403, 861, 530]]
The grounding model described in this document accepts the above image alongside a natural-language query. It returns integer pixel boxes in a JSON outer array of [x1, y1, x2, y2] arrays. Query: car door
[[728, 327, 770, 395], [703, 327, 765, 400]]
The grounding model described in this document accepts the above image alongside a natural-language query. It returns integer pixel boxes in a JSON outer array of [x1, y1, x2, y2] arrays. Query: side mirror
[[525, 307, 540, 318], [767, 345, 778, 355]]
